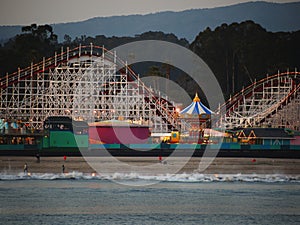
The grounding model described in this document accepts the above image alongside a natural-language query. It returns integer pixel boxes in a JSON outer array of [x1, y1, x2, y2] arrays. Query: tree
[[190, 20, 300, 99], [63, 34, 72, 45], [0, 24, 59, 76]]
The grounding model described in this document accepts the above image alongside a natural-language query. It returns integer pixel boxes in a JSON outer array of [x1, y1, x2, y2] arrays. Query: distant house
[[237, 128, 294, 145]]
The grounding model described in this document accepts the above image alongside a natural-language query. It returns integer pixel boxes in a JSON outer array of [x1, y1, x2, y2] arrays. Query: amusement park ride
[[0, 44, 178, 132], [0, 44, 299, 156], [217, 71, 300, 131]]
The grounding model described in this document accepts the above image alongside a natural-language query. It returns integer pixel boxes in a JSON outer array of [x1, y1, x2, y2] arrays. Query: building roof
[[238, 128, 294, 139], [44, 116, 88, 130], [180, 93, 213, 115], [89, 120, 149, 128]]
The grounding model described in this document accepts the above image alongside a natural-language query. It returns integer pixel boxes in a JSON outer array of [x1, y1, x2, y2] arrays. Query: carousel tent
[[180, 93, 213, 115]]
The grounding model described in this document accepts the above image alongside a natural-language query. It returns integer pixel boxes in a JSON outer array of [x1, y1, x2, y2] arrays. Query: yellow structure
[[162, 131, 180, 143]]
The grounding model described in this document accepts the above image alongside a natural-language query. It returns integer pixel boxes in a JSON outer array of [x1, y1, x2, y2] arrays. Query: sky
[[0, 0, 298, 25]]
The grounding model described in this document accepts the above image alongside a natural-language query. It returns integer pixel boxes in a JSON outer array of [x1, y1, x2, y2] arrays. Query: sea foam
[[0, 171, 299, 183]]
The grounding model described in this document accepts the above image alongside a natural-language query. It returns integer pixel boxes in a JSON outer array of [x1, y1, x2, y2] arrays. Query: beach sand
[[0, 156, 299, 175]]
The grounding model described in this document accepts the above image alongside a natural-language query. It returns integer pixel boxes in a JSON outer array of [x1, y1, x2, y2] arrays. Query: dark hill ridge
[[0, 1, 300, 44]]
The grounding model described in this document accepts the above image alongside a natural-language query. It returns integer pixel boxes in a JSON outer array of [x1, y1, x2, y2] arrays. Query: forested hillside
[[190, 21, 300, 98], [0, 21, 299, 100], [0, 25, 188, 76]]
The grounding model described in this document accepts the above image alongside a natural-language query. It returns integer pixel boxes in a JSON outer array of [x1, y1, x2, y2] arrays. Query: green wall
[[44, 131, 88, 148]]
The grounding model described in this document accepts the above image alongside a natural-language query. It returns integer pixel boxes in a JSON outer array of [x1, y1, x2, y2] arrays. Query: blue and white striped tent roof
[[180, 93, 213, 115]]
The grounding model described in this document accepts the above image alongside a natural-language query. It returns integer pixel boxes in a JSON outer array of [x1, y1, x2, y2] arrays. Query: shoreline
[[0, 156, 299, 175]]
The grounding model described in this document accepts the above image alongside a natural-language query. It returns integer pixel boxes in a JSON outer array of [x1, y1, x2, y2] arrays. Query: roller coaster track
[[217, 71, 300, 131], [0, 44, 179, 132]]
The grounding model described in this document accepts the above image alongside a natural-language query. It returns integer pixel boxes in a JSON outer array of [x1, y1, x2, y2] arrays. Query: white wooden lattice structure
[[217, 71, 300, 131], [0, 44, 179, 132], [1, 44, 299, 133]]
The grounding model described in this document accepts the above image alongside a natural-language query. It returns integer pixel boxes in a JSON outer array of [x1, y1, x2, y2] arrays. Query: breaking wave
[[0, 171, 299, 183]]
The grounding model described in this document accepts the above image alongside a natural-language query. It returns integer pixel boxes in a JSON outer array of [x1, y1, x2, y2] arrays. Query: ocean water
[[0, 172, 299, 225]]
